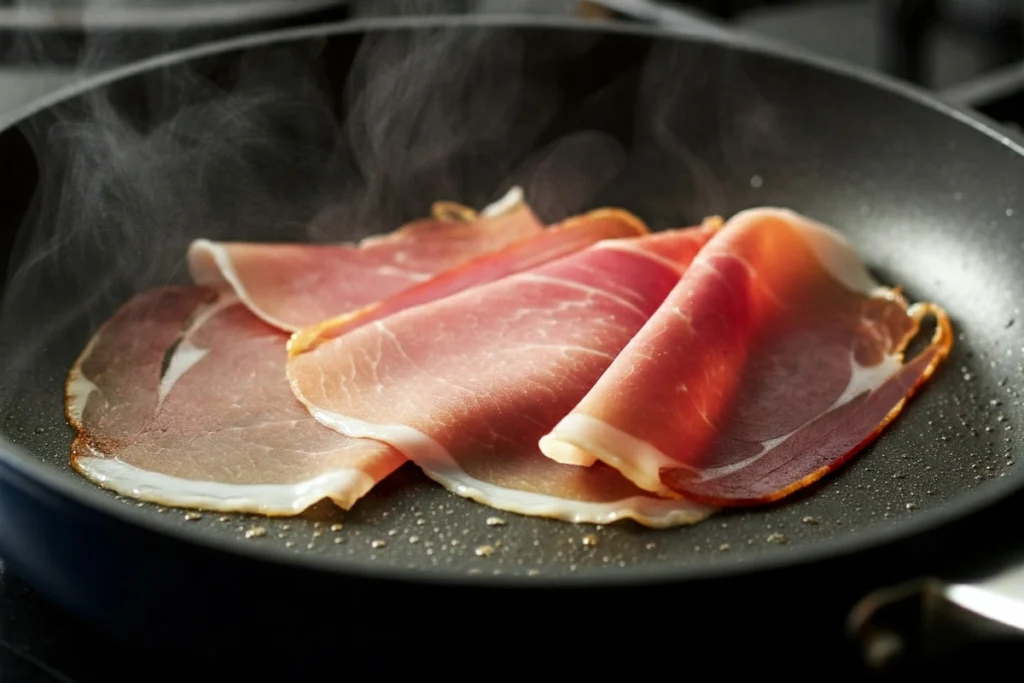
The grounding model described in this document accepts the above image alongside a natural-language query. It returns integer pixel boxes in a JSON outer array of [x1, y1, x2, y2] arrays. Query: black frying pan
[[1, 14, 1023, 677]]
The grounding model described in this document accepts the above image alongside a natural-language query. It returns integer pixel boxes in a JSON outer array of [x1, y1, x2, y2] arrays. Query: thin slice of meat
[[188, 186, 544, 332], [539, 207, 953, 506], [288, 208, 653, 355], [286, 222, 721, 527], [67, 286, 404, 515]]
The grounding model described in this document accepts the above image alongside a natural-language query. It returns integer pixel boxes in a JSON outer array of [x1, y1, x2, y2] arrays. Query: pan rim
[[1, 13, 1022, 588]]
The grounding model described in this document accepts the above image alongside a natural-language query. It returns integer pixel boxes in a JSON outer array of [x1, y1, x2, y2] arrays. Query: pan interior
[[1, 21, 1022, 580]]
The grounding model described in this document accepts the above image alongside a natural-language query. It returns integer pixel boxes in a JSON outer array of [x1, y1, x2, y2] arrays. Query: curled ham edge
[[61, 202, 653, 517], [538, 207, 954, 507], [187, 186, 538, 333]]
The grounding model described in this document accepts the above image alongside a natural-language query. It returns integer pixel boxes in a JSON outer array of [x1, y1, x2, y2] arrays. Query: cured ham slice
[[188, 186, 544, 331], [288, 208, 651, 355], [539, 208, 953, 506], [66, 287, 404, 515], [286, 222, 721, 527]]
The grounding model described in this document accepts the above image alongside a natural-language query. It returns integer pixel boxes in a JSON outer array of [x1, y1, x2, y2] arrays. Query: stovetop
[[3, 1, 1024, 681]]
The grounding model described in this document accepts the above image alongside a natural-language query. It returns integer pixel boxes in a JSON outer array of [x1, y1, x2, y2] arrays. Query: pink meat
[[539, 208, 953, 505], [66, 286, 404, 515], [288, 208, 654, 356], [287, 224, 720, 527], [188, 192, 544, 331]]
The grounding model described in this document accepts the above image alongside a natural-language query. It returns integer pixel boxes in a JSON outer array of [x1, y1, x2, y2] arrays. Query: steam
[[0, 7, 641, 409]]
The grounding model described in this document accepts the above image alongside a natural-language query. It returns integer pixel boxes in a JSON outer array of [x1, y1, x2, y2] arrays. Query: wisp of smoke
[[0, 9, 642, 411]]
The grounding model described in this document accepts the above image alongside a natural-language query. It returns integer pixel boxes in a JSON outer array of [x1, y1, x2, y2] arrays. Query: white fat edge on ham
[[65, 292, 233, 425], [72, 441, 377, 515], [65, 326, 103, 427], [479, 185, 525, 218], [357, 186, 526, 248], [539, 415, 685, 497], [186, 238, 254, 310], [303, 405, 712, 528], [689, 348, 905, 484], [539, 206, 908, 492], [156, 292, 238, 407]]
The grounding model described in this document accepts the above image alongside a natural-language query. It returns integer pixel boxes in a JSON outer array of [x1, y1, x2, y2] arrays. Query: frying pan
[[1, 14, 1023, 677]]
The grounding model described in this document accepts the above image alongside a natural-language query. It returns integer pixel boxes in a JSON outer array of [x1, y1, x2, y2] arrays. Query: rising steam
[[0, 7, 646, 410]]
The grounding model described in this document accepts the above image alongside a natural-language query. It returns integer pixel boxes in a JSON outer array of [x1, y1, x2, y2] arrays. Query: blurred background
[[6, 1, 1021, 129], [2, 1, 1024, 88], [2, 1, 1024, 681]]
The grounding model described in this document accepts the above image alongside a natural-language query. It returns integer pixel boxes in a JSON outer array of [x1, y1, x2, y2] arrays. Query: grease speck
[[766, 533, 787, 544], [245, 526, 267, 539], [582, 534, 599, 547], [371, 540, 387, 549], [485, 516, 506, 527], [475, 545, 495, 557], [184, 512, 202, 521], [330, 523, 343, 532], [802, 516, 819, 525]]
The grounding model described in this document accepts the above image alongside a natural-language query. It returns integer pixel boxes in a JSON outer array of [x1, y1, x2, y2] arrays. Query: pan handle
[[848, 551, 1024, 673]]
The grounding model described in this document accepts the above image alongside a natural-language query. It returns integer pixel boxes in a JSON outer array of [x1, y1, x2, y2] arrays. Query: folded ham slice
[[539, 208, 953, 506], [188, 186, 544, 331], [288, 208, 650, 355], [287, 221, 721, 527], [67, 287, 405, 515]]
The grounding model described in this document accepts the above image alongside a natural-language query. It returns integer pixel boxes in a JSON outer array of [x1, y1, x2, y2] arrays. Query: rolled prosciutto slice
[[287, 222, 721, 527], [539, 208, 953, 506], [67, 287, 405, 515], [188, 186, 544, 331]]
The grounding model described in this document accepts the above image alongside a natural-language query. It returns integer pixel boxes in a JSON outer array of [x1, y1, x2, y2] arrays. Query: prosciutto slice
[[286, 222, 721, 527], [67, 287, 404, 515], [288, 208, 651, 355], [539, 208, 953, 505], [188, 187, 544, 331]]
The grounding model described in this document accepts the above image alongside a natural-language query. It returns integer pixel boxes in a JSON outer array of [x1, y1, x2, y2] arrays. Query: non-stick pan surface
[[1, 16, 1023, 590]]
